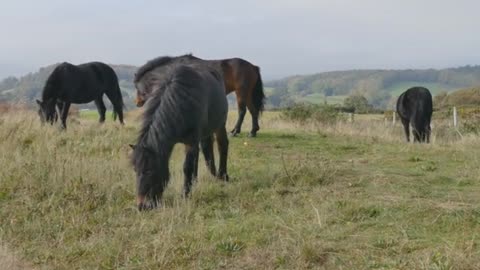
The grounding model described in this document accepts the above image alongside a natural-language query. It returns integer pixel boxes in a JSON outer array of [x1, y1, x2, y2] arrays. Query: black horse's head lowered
[[36, 99, 57, 125], [396, 87, 433, 143], [131, 60, 229, 211], [129, 144, 171, 210]]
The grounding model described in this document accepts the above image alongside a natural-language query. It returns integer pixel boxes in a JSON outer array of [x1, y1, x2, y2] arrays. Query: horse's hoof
[[229, 132, 238, 137], [217, 173, 229, 182], [248, 132, 257, 138], [137, 203, 151, 211], [137, 200, 160, 211]]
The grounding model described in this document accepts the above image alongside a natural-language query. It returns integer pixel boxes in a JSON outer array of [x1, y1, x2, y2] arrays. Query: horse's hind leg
[[183, 143, 199, 197], [246, 102, 260, 137], [412, 129, 421, 143], [426, 124, 431, 143], [94, 98, 106, 123], [215, 127, 229, 181], [400, 118, 410, 142], [231, 100, 247, 136], [201, 136, 216, 176]]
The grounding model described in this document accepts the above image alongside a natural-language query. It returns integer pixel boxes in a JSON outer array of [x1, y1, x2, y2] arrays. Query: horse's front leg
[[60, 102, 71, 130], [183, 143, 199, 197]]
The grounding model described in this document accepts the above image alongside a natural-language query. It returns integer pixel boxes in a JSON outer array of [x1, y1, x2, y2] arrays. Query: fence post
[[349, 113, 354, 123], [453, 106, 457, 127], [393, 111, 396, 126]]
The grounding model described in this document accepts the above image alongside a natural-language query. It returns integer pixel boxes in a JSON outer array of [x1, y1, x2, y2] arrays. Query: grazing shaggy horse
[[36, 62, 124, 129], [130, 62, 229, 211], [134, 54, 265, 137], [396, 87, 433, 143]]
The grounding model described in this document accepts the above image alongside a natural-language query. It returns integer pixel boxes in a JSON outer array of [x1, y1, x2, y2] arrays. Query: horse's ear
[[129, 144, 136, 150], [36, 99, 42, 106]]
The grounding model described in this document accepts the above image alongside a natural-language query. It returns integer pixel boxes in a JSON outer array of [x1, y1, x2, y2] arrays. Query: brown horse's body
[[220, 58, 264, 137], [134, 55, 266, 137]]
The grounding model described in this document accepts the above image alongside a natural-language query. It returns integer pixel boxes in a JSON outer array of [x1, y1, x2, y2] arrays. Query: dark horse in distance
[[36, 62, 124, 129], [131, 60, 229, 211], [396, 87, 433, 143], [134, 54, 265, 137]]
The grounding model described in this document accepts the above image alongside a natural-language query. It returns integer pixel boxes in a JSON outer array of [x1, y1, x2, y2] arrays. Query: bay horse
[[396, 87, 433, 143], [130, 60, 229, 211], [36, 62, 124, 129], [134, 54, 266, 137]]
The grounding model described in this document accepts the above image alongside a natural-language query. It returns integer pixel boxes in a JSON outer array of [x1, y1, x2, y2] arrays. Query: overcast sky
[[1, 0, 480, 79]]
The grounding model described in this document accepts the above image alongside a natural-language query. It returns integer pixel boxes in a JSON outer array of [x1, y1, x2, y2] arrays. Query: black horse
[[396, 87, 433, 143], [36, 62, 124, 129], [130, 61, 229, 211], [134, 54, 266, 137]]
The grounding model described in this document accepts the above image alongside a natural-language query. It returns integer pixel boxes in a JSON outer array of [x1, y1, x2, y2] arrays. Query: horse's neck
[[143, 136, 174, 159]]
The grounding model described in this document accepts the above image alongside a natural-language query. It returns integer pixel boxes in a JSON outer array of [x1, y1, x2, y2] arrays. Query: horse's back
[[176, 64, 227, 128], [79, 62, 117, 80], [151, 64, 227, 141], [220, 58, 259, 91], [397, 87, 432, 121]]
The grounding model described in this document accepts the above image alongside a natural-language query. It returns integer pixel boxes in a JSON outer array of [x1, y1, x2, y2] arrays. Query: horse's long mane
[[134, 64, 205, 155], [134, 54, 200, 83]]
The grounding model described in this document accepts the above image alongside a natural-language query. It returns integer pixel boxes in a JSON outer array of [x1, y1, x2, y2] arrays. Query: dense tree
[[0, 76, 19, 91], [343, 95, 373, 113]]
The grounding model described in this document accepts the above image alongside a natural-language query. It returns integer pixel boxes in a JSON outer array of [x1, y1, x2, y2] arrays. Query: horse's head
[[130, 144, 169, 211], [134, 74, 149, 107], [135, 90, 147, 107], [36, 99, 56, 125]]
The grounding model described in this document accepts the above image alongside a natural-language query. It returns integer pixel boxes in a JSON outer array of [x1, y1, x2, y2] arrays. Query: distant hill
[[2, 64, 480, 110], [265, 66, 480, 109]]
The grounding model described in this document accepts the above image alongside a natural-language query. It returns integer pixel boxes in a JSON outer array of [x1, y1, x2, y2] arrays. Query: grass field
[[79, 109, 117, 121], [1, 110, 480, 269]]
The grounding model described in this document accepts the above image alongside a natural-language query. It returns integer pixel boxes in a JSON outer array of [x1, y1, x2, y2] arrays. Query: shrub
[[281, 103, 344, 125]]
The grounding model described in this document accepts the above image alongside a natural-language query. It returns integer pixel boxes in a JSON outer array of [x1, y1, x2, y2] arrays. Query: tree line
[[2, 64, 480, 110], [265, 66, 480, 109]]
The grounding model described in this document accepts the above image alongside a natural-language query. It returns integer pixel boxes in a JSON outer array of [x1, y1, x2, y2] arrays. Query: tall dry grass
[[0, 109, 480, 269]]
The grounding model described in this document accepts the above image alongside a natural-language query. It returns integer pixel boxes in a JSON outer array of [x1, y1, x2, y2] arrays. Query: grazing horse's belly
[[63, 85, 105, 104]]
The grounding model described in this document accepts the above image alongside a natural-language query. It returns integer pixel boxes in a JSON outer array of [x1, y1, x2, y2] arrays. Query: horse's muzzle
[[135, 97, 145, 107], [136, 195, 157, 211]]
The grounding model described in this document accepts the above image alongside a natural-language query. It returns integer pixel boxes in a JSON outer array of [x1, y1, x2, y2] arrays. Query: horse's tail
[[112, 86, 126, 121], [252, 66, 266, 114], [111, 73, 125, 122]]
